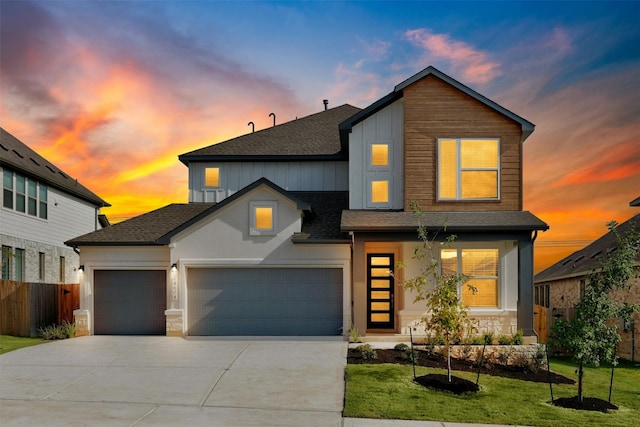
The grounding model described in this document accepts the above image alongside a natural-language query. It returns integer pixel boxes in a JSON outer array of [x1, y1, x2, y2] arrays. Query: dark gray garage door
[[187, 268, 342, 336], [94, 270, 166, 335]]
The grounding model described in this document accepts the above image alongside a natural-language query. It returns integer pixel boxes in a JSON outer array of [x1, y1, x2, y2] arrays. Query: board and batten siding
[[188, 161, 348, 203], [348, 100, 404, 210], [402, 75, 523, 211]]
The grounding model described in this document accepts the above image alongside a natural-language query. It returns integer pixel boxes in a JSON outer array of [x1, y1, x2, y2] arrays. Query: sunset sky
[[1, 1, 638, 272]]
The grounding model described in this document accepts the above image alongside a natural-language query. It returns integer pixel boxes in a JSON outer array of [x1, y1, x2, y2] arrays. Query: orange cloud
[[404, 28, 501, 84]]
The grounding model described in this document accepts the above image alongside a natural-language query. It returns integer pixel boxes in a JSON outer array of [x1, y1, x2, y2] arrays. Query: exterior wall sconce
[[78, 265, 84, 272], [171, 264, 177, 271]]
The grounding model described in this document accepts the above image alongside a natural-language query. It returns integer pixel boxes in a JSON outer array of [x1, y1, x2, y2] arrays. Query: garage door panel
[[188, 268, 342, 336], [94, 270, 166, 335]]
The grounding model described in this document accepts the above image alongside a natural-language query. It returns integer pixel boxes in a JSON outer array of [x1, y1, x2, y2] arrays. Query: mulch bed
[[553, 396, 618, 413], [414, 373, 480, 394], [347, 348, 575, 384]]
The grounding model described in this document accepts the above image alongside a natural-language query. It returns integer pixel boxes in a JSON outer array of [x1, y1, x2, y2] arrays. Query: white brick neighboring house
[[1, 128, 109, 284], [534, 202, 640, 362]]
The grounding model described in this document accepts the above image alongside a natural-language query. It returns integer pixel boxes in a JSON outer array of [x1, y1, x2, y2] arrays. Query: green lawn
[[344, 358, 640, 427], [0, 335, 47, 355]]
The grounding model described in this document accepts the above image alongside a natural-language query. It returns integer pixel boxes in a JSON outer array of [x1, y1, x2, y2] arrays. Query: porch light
[[78, 265, 84, 272]]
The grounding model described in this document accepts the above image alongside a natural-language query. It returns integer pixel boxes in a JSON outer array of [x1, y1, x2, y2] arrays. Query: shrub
[[348, 324, 361, 343], [469, 335, 486, 345], [38, 322, 76, 340], [394, 343, 410, 351], [512, 329, 524, 345], [356, 344, 378, 361], [482, 332, 494, 345], [497, 334, 513, 345]]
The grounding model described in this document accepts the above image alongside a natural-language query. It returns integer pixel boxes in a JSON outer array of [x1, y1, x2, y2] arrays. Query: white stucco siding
[[349, 100, 404, 209], [189, 161, 348, 203], [171, 185, 352, 334]]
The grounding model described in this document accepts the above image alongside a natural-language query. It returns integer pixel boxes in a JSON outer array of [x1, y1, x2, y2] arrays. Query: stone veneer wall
[[399, 311, 518, 338]]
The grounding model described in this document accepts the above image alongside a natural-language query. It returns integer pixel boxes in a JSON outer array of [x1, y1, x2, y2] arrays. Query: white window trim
[[249, 201, 277, 236], [437, 138, 501, 201], [440, 247, 501, 309]]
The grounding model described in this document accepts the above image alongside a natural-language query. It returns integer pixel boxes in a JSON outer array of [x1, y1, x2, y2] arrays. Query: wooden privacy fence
[[533, 304, 548, 343], [0, 280, 79, 337]]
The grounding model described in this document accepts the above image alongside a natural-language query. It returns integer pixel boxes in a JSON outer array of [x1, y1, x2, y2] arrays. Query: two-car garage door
[[187, 267, 343, 336]]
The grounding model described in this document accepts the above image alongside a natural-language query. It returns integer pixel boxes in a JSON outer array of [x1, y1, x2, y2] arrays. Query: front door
[[367, 254, 394, 329]]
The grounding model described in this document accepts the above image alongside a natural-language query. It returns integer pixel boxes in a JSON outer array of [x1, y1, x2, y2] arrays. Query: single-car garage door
[[94, 270, 166, 335], [187, 268, 343, 336]]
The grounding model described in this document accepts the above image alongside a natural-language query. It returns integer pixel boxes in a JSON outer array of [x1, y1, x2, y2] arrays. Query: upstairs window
[[438, 138, 499, 200], [371, 180, 389, 204], [3, 170, 13, 209], [205, 167, 220, 187], [371, 144, 389, 167], [2, 169, 48, 219], [441, 248, 499, 308], [249, 201, 277, 236]]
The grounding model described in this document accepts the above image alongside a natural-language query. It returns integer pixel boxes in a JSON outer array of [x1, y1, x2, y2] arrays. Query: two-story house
[[1, 128, 109, 285], [67, 66, 548, 340]]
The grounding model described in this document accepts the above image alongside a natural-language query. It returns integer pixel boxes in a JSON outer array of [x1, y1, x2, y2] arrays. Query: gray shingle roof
[[179, 104, 361, 164], [341, 210, 549, 232], [66, 180, 348, 246], [292, 191, 349, 242], [1, 127, 109, 207], [66, 203, 215, 246], [534, 213, 640, 282]]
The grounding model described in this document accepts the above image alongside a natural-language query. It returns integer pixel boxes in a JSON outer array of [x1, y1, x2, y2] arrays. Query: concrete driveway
[[0, 336, 347, 426]]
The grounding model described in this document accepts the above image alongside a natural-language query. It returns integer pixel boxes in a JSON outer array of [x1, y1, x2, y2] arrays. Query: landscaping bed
[[347, 347, 574, 384]]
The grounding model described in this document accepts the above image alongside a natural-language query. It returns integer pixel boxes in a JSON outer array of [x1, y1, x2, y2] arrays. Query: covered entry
[[94, 270, 166, 335], [187, 267, 343, 336]]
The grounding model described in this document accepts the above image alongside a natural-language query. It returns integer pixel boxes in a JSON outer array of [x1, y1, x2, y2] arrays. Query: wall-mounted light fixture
[[78, 265, 84, 272], [171, 263, 177, 271]]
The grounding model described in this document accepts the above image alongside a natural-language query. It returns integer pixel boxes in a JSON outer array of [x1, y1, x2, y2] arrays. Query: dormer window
[[438, 138, 500, 200], [250, 201, 277, 235], [205, 167, 220, 187]]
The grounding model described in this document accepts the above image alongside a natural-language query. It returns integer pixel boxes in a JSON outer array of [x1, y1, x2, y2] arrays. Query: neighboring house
[[534, 205, 640, 361], [66, 66, 548, 339], [0, 127, 110, 284]]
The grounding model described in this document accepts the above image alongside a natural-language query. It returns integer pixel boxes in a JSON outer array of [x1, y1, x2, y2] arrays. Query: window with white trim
[[14, 248, 24, 282], [438, 138, 500, 200], [2, 169, 48, 219], [441, 248, 499, 307], [249, 201, 277, 235]]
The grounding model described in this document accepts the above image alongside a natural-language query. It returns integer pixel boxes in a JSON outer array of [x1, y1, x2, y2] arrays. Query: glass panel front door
[[367, 254, 394, 329]]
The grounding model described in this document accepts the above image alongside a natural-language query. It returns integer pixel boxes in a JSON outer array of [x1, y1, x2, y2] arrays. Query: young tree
[[550, 221, 640, 402], [401, 201, 477, 382]]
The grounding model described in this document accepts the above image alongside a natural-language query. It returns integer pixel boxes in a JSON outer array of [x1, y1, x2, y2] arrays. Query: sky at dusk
[[1, 1, 638, 272]]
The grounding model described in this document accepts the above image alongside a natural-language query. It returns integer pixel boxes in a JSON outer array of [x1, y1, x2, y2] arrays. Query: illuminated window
[[371, 180, 389, 204], [205, 167, 220, 187], [371, 144, 389, 167], [438, 138, 499, 200], [441, 248, 499, 307], [250, 201, 277, 235]]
